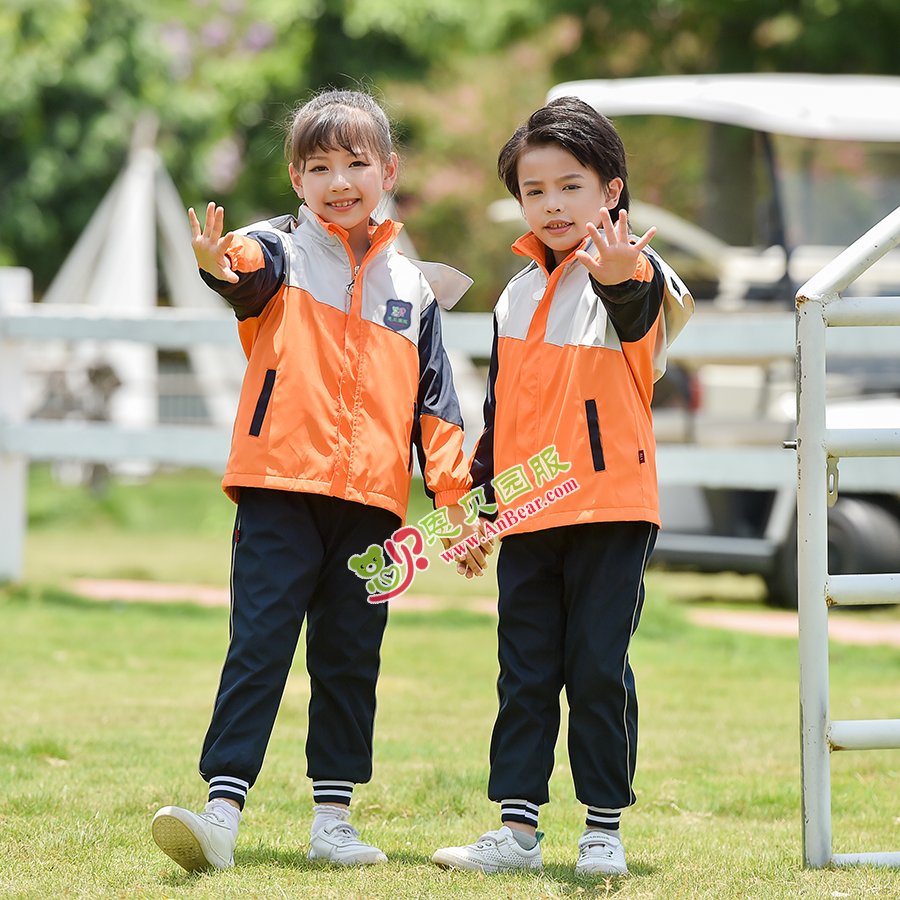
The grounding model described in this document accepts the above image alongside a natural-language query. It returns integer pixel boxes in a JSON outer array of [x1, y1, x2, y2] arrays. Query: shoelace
[[330, 823, 362, 843], [199, 811, 229, 827]]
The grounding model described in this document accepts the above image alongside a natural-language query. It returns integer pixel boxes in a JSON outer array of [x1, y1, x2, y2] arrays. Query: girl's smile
[[289, 146, 398, 262]]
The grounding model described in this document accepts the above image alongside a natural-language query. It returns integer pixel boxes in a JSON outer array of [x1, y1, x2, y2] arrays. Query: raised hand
[[574, 207, 657, 286], [188, 202, 239, 284]]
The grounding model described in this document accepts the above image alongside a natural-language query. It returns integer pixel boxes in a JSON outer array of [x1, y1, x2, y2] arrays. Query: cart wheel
[[764, 497, 900, 609]]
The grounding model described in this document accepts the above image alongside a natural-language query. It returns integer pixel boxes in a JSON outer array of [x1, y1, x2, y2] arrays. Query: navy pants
[[488, 520, 657, 812], [200, 488, 399, 795]]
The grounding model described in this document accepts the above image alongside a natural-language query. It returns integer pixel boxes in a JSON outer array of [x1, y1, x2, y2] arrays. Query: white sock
[[206, 799, 241, 838], [311, 803, 349, 836]]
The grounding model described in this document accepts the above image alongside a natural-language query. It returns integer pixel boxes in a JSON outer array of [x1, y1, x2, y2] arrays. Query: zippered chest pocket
[[584, 399, 606, 472], [250, 369, 276, 436]]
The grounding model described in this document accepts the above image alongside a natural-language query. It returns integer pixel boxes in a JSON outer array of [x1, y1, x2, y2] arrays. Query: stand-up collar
[[297, 204, 403, 256], [511, 230, 590, 276]]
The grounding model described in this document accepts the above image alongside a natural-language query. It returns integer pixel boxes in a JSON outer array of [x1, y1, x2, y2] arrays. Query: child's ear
[[289, 162, 304, 199], [604, 177, 624, 209], [382, 152, 400, 191]]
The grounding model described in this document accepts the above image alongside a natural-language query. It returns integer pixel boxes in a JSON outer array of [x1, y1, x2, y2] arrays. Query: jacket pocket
[[584, 399, 606, 472], [408, 404, 418, 473], [249, 369, 276, 437]]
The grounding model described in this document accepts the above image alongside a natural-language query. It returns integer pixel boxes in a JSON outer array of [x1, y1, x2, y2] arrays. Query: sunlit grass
[[3, 466, 900, 898]]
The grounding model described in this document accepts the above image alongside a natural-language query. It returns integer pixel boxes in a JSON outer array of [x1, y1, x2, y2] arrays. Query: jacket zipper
[[346, 265, 360, 298]]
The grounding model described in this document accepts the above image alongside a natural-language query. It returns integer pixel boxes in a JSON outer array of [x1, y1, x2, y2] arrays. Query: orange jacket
[[204, 206, 472, 520], [471, 231, 692, 535]]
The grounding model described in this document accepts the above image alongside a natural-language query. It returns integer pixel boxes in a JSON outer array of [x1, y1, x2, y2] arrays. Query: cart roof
[[547, 74, 900, 141]]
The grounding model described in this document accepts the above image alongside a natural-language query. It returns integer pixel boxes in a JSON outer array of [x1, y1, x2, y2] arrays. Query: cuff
[[433, 489, 469, 508]]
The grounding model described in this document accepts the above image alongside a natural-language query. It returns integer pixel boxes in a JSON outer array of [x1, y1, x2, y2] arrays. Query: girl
[[152, 89, 485, 872]]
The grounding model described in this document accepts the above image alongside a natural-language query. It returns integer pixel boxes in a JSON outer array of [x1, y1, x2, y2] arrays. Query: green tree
[[0, 0, 550, 294], [546, 0, 900, 245], [1, 0, 170, 281], [4, 0, 900, 302], [546, 0, 900, 81], [0, 0, 329, 290]]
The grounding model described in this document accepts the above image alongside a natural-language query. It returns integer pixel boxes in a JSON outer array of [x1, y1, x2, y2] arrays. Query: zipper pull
[[346, 265, 360, 296]]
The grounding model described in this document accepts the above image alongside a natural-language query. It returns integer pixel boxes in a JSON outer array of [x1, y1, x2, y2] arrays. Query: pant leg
[[488, 529, 566, 806], [303, 495, 398, 784], [562, 521, 657, 811], [200, 488, 323, 789]]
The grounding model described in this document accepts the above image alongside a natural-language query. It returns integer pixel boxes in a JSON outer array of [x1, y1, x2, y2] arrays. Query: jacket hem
[[221, 475, 407, 522], [494, 505, 661, 537]]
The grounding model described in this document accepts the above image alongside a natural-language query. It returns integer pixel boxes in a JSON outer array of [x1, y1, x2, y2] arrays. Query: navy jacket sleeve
[[412, 298, 466, 502], [199, 231, 286, 321], [469, 313, 499, 515], [589, 248, 666, 343]]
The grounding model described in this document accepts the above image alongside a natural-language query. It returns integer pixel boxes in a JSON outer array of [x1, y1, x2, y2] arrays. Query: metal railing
[[795, 204, 900, 868]]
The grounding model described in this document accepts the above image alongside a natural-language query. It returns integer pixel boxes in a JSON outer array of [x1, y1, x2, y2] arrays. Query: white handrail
[[799, 205, 900, 301], [795, 204, 900, 868]]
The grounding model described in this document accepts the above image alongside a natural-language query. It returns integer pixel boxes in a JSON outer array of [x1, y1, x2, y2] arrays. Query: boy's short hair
[[497, 96, 630, 220], [286, 89, 394, 172]]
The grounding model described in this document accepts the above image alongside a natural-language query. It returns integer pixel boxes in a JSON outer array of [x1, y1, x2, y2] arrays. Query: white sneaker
[[307, 819, 387, 865], [151, 804, 236, 872], [432, 825, 543, 874], [575, 831, 628, 876]]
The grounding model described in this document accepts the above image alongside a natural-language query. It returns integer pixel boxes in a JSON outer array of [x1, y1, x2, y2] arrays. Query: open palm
[[188, 201, 239, 284], [575, 207, 656, 286]]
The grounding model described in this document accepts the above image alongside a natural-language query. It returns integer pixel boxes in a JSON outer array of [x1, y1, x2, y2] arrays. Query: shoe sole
[[431, 850, 542, 874], [575, 862, 629, 876], [307, 849, 388, 865], [152, 814, 222, 873]]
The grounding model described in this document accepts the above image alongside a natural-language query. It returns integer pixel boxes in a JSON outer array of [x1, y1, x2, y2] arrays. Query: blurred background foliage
[[2, 0, 900, 309]]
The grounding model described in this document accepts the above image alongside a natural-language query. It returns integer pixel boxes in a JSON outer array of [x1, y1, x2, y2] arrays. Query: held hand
[[441, 506, 495, 578], [574, 207, 657, 286], [188, 201, 239, 284]]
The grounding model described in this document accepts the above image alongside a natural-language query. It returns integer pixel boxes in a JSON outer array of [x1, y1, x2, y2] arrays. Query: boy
[[432, 96, 693, 877]]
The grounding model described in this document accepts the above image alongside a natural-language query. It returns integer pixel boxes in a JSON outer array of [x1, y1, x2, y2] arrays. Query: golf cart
[[546, 74, 900, 607]]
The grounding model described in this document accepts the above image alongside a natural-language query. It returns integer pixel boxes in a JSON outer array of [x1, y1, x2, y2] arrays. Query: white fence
[[5, 256, 900, 588], [0, 268, 495, 582], [795, 204, 900, 868]]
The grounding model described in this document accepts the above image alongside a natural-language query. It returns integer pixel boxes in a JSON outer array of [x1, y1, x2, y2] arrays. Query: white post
[[794, 204, 900, 869], [796, 291, 833, 867], [0, 268, 33, 584]]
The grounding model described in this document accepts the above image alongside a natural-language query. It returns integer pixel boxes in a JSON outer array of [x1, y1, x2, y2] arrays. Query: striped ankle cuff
[[586, 806, 622, 830], [208, 775, 250, 809], [312, 780, 354, 806], [501, 799, 540, 828]]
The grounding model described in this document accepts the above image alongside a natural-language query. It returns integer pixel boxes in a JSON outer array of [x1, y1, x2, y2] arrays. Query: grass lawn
[[2, 467, 900, 898], [22, 465, 498, 598]]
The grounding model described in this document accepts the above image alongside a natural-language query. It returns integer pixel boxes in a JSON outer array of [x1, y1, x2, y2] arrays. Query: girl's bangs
[[296, 109, 386, 165]]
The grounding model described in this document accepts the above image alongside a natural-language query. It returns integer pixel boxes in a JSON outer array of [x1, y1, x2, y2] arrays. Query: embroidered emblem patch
[[384, 299, 412, 332]]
